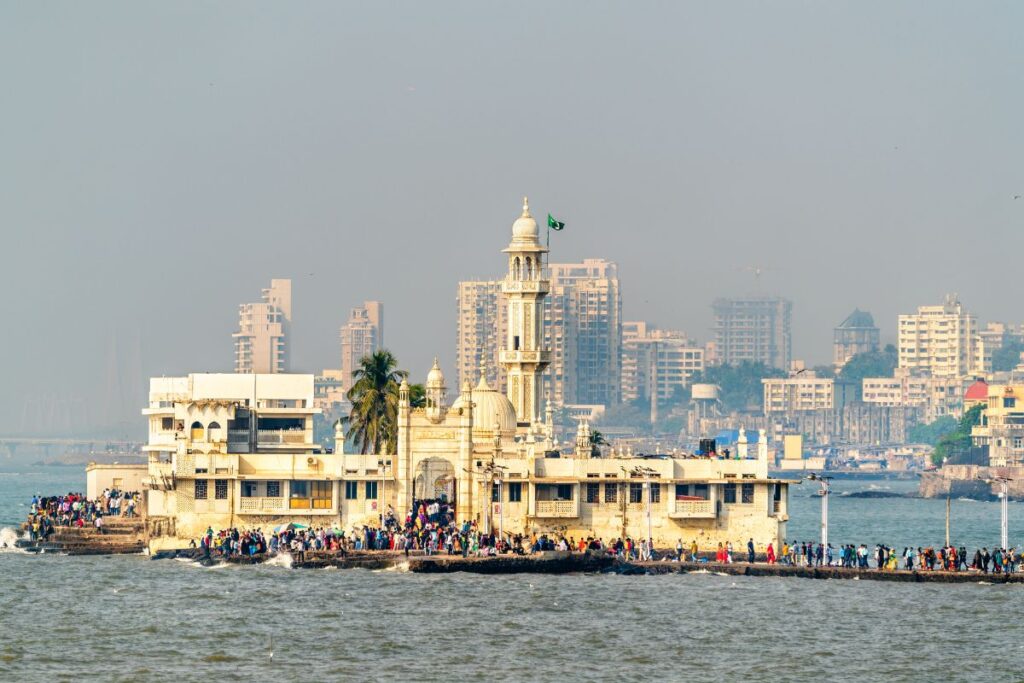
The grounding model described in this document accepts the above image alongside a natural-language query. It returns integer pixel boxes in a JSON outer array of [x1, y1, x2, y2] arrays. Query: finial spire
[[522, 196, 530, 216]]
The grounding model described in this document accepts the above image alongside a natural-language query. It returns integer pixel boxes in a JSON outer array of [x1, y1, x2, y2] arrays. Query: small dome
[[471, 373, 518, 436], [426, 357, 445, 385], [965, 379, 988, 401], [511, 197, 538, 240]]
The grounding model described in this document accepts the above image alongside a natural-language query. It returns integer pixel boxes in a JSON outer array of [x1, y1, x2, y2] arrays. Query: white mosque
[[138, 198, 793, 550]]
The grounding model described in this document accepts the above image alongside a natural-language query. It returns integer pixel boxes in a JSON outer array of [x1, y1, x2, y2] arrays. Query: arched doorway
[[413, 457, 456, 506]]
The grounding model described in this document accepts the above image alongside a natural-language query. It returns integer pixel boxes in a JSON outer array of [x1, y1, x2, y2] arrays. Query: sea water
[[2, 466, 1023, 681]]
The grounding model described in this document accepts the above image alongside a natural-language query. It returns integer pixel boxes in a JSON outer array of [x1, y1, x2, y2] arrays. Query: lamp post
[[377, 458, 391, 526], [943, 456, 950, 547], [629, 465, 658, 551], [494, 474, 504, 542], [980, 476, 1012, 550], [807, 473, 832, 548]]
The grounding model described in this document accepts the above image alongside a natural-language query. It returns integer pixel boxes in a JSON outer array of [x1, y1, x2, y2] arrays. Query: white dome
[[511, 197, 538, 240], [426, 357, 445, 385], [472, 374, 518, 436]]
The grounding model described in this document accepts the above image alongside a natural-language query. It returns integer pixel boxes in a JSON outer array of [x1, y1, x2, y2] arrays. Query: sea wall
[[919, 465, 1024, 500]]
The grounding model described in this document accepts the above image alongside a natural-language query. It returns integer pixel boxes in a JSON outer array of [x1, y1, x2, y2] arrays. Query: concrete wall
[[86, 464, 147, 499]]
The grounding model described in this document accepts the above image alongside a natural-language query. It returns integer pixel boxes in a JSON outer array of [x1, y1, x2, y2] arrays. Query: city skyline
[[4, 4, 1024, 434]]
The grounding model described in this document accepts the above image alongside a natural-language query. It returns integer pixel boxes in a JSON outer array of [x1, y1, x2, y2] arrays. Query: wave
[[373, 561, 410, 573], [264, 553, 294, 569], [0, 527, 26, 553]]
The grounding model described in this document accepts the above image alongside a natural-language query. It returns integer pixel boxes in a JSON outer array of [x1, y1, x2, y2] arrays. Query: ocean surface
[[2, 466, 1024, 682]]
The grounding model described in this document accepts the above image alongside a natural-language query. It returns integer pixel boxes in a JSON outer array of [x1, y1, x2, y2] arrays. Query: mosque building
[[141, 198, 792, 551]]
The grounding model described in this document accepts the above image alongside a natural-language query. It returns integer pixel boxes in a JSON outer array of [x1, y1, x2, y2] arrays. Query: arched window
[[513, 257, 521, 280], [207, 421, 222, 442], [190, 421, 204, 441], [525, 257, 533, 279]]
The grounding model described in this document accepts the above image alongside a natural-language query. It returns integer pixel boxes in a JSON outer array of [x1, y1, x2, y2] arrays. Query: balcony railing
[[228, 430, 250, 442], [535, 500, 578, 518], [670, 500, 716, 518], [239, 496, 285, 513], [258, 429, 309, 445]]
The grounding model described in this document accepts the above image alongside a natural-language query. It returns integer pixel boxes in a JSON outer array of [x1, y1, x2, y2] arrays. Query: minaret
[[500, 197, 551, 428], [425, 357, 447, 423]]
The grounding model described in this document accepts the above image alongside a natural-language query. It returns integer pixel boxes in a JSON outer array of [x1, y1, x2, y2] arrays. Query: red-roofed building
[[964, 379, 988, 410]]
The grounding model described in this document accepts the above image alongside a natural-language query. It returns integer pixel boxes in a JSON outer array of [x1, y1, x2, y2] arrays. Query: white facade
[[862, 369, 965, 423], [144, 373, 325, 541], [762, 370, 835, 415], [897, 294, 985, 379]]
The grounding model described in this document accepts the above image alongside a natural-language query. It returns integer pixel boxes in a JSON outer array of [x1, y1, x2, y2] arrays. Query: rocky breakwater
[[19, 517, 147, 555], [919, 465, 1024, 501]]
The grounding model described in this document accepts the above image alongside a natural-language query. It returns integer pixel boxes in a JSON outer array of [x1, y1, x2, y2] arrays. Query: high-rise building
[[340, 301, 384, 392], [545, 259, 622, 407], [712, 296, 792, 369], [455, 281, 506, 391], [833, 309, 880, 370], [897, 294, 985, 378], [621, 322, 705, 404], [233, 278, 291, 374], [456, 260, 622, 409]]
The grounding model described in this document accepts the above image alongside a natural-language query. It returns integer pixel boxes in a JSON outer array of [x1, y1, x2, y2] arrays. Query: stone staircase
[[20, 517, 147, 555]]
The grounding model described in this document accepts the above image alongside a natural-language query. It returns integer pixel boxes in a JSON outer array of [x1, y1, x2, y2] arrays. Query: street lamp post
[[808, 473, 833, 548], [979, 476, 1012, 550], [494, 475, 504, 542]]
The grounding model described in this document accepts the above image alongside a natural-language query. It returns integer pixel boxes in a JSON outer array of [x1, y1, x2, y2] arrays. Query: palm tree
[[345, 350, 407, 454], [589, 429, 609, 458], [408, 383, 426, 409]]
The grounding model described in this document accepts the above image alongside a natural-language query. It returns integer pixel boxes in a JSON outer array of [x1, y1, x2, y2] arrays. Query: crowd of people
[[25, 490, 139, 541]]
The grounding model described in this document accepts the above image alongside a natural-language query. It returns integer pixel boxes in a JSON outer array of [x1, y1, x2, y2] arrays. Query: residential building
[[833, 309, 880, 370], [762, 363, 835, 415], [971, 383, 1024, 466], [861, 368, 966, 423], [456, 258, 622, 409], [897, 294, 985, 379], [621, 322, 705, 404], [143, 373, 323, 541], [340, 301, 384, 392], [712, 296, 792, 369], [233, 279, 291, 374], [455, 280, 507, 390], [545, 259, 622, 407]]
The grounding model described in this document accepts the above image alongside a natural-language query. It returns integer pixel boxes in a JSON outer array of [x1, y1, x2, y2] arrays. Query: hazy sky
[[3, 3, 1023, 436]]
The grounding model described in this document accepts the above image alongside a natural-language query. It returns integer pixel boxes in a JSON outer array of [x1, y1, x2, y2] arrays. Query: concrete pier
[[145, 549, 1024, 582]]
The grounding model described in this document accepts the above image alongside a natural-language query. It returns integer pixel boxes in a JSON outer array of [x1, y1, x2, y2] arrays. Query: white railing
[[238, 496, 285, 513], [671, 500, 715, 517], [257, 429, 309, 445], [535, 500, 578, 518]]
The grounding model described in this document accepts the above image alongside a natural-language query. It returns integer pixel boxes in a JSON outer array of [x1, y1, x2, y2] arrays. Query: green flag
[[547, 213, 565, 231]]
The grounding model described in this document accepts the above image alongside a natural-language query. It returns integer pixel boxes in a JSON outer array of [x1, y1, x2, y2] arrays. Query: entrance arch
[[413, 457, 456, 505]]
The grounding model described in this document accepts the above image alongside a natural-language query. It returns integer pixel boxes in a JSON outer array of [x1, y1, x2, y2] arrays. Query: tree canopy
[[690, 361, 786, 413], [345, 349, 407, 454], [992, 339, 1024, 372], [908, 415, 957, 446], [931, 404, 985, 466], [839, 344, 898, 384]]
